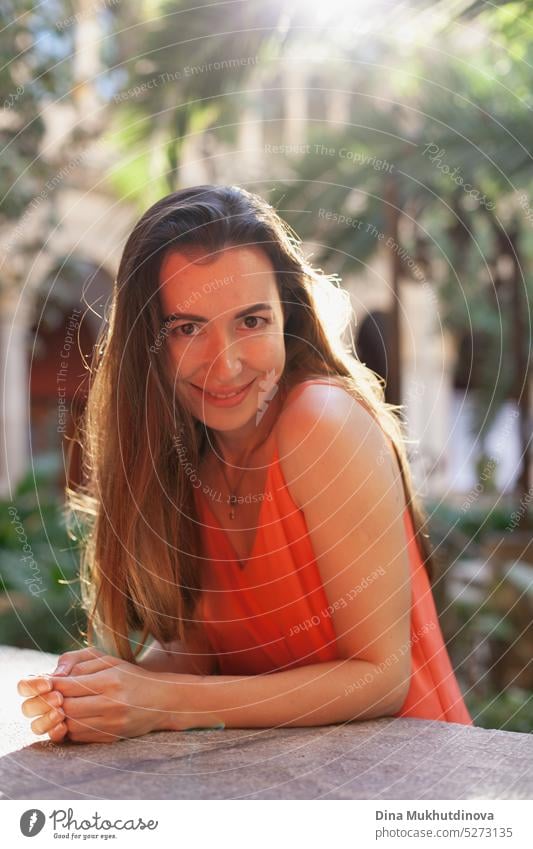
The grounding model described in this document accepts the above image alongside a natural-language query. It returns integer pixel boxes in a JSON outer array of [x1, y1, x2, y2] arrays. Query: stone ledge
[[2, 645, 532, 800]]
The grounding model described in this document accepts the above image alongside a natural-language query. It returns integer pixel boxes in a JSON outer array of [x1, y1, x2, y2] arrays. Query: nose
[[206, 328, 243, 383]]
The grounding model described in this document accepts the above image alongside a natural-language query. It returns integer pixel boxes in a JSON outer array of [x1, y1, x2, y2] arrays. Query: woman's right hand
[[18, 680, 67, 741], [18, 646, 109, 742]]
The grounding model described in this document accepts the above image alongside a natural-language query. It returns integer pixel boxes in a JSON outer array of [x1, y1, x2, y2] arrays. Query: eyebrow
[[163, 302, 274, 324]]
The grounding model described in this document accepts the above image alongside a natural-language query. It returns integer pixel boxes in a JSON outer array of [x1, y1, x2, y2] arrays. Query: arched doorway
[[28, 258, 112, 491]]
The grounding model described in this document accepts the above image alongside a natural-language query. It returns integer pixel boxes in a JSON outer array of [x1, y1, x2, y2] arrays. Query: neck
[[207, 391, 283, 466]]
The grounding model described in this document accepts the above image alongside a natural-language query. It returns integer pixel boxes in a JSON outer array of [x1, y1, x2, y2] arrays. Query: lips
[[192, 380, 254, 398]]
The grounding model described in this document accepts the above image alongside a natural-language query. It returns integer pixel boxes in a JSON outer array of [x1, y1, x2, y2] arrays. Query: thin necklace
[[211, 424, 276, 520]]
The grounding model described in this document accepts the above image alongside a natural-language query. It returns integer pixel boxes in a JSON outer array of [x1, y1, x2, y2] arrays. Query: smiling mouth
[[190, 379, 255, 399]]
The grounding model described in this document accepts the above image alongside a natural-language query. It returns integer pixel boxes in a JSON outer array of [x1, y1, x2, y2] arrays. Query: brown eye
[[242, 315, 268, 329], [172, 323, 198, 337]]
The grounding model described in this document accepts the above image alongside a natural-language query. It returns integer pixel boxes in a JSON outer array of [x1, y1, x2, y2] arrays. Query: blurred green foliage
[[466, 688, 532, 733], [0, 455, 85, 654], [427, 498, 530, 555], [427, 499, 533, 732]]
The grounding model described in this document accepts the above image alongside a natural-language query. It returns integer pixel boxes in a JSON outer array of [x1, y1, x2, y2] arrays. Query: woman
[[18, 184, 473, 743]]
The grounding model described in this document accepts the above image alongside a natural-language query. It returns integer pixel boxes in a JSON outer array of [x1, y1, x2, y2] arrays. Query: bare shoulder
[[276, 378, 404, 512]]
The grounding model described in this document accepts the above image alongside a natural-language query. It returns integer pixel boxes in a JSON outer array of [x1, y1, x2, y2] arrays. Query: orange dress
[[193, 379, 473, 725]]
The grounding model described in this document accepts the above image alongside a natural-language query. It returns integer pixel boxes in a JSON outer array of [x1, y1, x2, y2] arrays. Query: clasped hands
[[17, 647, 176, 745]]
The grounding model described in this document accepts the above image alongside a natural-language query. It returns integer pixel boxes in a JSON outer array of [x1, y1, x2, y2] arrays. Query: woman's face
[[158, 245, 286, 431]]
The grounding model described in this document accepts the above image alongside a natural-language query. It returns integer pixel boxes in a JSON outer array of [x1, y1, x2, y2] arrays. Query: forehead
[[159, 246, 278, 315]]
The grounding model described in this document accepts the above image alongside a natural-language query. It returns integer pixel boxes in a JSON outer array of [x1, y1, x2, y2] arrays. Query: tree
[[264, 2, 532, 495]]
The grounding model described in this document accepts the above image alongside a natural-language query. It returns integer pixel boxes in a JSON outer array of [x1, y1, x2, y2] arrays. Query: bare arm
[[156, 656, 409, 730]]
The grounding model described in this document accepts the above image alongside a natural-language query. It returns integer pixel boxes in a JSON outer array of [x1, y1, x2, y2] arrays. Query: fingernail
[[37, 679, 51, 694], [52, 664, 68, 675]]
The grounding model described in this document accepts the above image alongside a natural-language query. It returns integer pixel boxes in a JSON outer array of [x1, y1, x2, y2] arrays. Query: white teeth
[[193, 381, 252, 398], [194, 386, 244, 398], [207, 389, 241, 398]]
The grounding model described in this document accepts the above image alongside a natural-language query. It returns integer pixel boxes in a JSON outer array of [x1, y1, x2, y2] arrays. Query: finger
[[31, 707, 66, 736], [52, 647, 106, 676], [62, 696, 107, 718], [64, 716, 112, 740], [21, 690, 64, 718], [17, 676, 53, 698], [49, 671, 110, 698], [68, 658, 118, 677], [48, 722, 68, 743], [67, 730, 116, 745]]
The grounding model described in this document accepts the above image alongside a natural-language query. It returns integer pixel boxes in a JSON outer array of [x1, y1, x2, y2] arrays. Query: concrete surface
[[1, 645, 532, 800]]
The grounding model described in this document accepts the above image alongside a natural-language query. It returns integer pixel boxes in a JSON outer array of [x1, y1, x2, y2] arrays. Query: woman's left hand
[[18, 650, 174, 744]]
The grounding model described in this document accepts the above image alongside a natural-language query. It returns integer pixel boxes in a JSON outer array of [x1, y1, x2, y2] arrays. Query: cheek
[[247, 330, 285, 359], [245, 336, 280, 355], [164, 339, 198, 374]]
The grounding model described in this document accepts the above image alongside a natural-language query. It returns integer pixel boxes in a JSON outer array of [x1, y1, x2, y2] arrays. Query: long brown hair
[[66, 184, 436, 662]]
